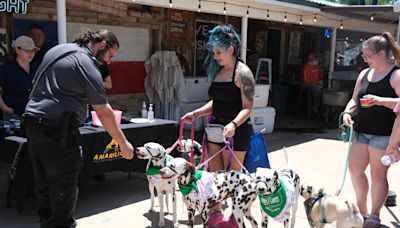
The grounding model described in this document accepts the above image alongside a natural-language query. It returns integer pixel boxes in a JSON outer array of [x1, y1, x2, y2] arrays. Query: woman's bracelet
[[231, 121, 238, 129]]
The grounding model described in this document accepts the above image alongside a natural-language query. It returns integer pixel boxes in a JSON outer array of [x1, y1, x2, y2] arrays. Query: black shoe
[[92, 173, 106, 182]]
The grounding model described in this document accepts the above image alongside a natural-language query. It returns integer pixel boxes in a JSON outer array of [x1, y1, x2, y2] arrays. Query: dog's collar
[[256, 179, 282, 191], [304, 190, 327, 226], [178, 170, 203, 196], [146, 156, 172, 176]]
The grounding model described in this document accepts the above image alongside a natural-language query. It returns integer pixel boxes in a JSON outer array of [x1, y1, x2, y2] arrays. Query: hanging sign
[[0, 0, 30, 14]]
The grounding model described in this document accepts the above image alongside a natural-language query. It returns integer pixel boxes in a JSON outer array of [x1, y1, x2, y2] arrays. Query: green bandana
[[178, 170, 203, 196], [258, 178, 287, 217], [146, 156, 172, 176]]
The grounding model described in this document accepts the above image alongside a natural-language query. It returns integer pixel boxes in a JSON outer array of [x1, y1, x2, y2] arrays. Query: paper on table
[[130, 118, 155, 124]]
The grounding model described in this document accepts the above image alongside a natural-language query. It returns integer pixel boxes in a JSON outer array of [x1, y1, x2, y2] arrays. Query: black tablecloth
[[0, 119, 178, 213]]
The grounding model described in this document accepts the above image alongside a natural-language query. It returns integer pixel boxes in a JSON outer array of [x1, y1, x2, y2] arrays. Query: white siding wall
[[67, 22, 150, 61]]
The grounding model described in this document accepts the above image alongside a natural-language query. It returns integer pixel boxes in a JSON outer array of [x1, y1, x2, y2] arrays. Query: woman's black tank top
[[208, 61, 242, 122], [355, 67, 398, 136]]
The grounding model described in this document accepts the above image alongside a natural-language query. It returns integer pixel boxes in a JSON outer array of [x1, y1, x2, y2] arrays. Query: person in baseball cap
[[0, 35, 38, 120], [14, 35, 40, 51]]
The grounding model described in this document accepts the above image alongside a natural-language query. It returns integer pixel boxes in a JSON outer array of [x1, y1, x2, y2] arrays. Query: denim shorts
[[356, 132, 390, 151]]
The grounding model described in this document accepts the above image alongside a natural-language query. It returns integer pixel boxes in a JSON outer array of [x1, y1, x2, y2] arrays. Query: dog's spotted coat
[[160, 157, 258, 228]]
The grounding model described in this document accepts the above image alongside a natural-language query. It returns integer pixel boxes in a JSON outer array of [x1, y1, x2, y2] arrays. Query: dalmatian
[[160, 157, 258, 228], [300, 184, 363, 228], [176, 139, 202, 165], [136, 142, 179, 227], [255, 167, 301, 228]]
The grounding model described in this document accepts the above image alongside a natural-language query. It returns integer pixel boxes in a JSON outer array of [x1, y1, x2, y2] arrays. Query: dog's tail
[[283, 147, 292, 169]]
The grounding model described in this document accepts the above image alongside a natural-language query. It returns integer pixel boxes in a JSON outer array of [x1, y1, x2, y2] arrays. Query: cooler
[[180, 101, 207, 131], [253, 84, 270, 108], [251, 107, 276, 133], [183, 77, 210, 103]]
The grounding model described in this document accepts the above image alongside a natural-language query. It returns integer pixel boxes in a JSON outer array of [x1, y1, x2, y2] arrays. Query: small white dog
[[136, 142, 178, 228], [300, 184, 363, 228], [255, 167, 301, 228]]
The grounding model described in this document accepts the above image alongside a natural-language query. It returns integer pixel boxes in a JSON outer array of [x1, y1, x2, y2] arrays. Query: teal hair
[[204, 25, 241, 80]]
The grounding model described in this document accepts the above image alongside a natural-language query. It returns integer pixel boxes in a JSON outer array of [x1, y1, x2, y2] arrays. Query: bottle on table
[[381, 154, 400, 166], [141, 101, 148, 118], [148, 104, 154, 121]]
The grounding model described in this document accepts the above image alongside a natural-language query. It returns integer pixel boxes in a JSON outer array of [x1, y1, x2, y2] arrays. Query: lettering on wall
[[0, 0, 30, 14], [170, 9, 185, 40], [0, 28, 7, 66], [195, 20, 219, 76]]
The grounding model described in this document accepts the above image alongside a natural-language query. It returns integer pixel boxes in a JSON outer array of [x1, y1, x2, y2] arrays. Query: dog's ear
[[159, 145, 166, 154], [273, 171, 279, 185], [307, 185, 313, 194]]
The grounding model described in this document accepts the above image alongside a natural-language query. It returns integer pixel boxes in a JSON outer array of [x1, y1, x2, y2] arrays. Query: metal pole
[[241, 16, 248, 63], [329, 28, 337, 89], [397, 15, 400, 42], [57, 0, 67, 44]]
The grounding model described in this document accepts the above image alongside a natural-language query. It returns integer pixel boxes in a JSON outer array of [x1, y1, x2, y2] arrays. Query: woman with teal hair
[[182, 24, 255, 226]]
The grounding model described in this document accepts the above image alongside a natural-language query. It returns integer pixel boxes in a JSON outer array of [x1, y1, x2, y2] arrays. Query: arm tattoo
[[241, 74, 255, 103]]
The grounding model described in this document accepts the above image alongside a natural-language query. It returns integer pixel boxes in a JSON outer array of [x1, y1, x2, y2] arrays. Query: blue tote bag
[[244, 129, 271, 173]]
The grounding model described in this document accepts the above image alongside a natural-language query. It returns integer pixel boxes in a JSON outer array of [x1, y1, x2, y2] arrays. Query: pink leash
[[166, 119, 196, 164]]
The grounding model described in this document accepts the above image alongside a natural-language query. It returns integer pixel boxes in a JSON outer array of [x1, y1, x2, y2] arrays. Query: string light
[[370, 14, 374, 21], [223, 2, 226, 15], [198, 0, 201, 13], [159, 1, 351, 28]]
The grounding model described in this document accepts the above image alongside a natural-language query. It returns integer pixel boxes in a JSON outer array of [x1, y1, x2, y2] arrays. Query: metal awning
[[321, 5, 398, 25]]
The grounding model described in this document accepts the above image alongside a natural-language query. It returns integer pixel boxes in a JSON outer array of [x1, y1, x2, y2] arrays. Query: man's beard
[[96, 48, 108, 62]]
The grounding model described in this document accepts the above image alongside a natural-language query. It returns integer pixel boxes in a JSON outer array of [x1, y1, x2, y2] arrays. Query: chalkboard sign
[[195, 20, 219, 77]]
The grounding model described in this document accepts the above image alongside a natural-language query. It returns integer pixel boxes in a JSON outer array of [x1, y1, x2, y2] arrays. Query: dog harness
[[303, 190, 327, 227], [178, 170, 203, 196], [182, 171, 220, 207], [146, 155, 173, 176]]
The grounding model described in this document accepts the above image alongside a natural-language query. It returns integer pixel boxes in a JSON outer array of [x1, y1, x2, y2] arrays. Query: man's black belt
[[23, 115, 62, 127]]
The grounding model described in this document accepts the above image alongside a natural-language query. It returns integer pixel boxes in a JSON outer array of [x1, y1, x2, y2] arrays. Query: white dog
[[160, 157, 258, 228], [136, 142, 178, 227], [300, 184, 363, 228], [255, 167, 301, 228]]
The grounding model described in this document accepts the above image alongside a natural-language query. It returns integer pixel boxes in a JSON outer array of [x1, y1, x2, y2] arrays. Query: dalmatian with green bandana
[[136, 142, 178, 228], [255, 167, 301, 228]]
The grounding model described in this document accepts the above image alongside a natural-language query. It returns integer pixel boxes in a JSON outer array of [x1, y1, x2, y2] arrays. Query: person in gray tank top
[[23, 30, 134, 228]]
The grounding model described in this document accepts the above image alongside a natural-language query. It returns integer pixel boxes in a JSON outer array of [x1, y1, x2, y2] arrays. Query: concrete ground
[[1, 129, 400, 227]]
